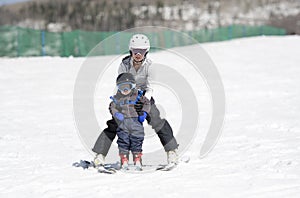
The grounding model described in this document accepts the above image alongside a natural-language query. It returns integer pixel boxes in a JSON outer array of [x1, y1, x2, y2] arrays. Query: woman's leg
[[92, 117, 118, 156], [147, 97, 179, 152]]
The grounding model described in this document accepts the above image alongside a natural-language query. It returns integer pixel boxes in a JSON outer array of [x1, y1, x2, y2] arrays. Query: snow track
[[0, 36, 300, 198]]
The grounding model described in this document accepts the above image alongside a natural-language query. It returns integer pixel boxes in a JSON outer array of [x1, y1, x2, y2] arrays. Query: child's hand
[[138, 112, 148, 123], [114, 112, 124, 121]]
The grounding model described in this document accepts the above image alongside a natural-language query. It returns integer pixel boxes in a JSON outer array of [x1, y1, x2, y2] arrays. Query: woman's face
[[132, 53, 144, 62], [131, 48, 147, 63]]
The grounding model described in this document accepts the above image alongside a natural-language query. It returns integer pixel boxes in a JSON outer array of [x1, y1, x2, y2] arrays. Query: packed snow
[[0, 35, 300, 198]]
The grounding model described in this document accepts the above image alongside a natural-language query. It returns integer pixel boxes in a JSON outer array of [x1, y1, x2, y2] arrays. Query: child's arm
[[109, 101, 124, 121]]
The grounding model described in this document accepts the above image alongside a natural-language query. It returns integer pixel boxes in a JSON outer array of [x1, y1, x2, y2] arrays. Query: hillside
[[0, 0, 299, 33]]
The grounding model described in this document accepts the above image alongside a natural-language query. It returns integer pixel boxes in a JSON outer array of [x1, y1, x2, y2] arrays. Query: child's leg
[[128, 118, 145, 170], [117, 129, 130, 154], [117, 127, 130, 169], [128, 118, 145, 153]]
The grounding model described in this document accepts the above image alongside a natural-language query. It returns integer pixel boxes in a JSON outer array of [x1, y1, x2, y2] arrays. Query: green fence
[[0, 25, 286, 57]]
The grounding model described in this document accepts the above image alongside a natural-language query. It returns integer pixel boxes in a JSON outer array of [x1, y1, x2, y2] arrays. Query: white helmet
[[129, 34, 150, 52]]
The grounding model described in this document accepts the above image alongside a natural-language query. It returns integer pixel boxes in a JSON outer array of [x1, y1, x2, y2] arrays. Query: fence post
[[151, 32, 157, 52], [228, 25, 233, 40], [242, 26, 247, 37], [260, 25, 264, 35], [41, 30, 46, 56], [16, 27, 20, 57], [170, 31, 174, 48], [209, 29, 214, 42], [116, 32, 121, 54], [61, 32, 65, 57]]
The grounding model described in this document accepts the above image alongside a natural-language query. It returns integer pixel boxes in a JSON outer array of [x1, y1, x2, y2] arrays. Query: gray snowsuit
[[110, 89, 150, 154]]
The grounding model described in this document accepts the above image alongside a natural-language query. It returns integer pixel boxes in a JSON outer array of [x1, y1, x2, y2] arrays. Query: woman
[[92, 34, 179, 168]]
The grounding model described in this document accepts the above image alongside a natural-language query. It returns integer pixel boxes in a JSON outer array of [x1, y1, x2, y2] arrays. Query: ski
[[156, 155, 190, 171], [72, 160, 117, 174], [156, 163, 177, 171], [97, 165, 117, 174], [72, 160, 94, 169]]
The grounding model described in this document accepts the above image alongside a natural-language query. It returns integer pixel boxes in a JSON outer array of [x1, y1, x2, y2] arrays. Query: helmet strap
[[133, 58, 144, 64]]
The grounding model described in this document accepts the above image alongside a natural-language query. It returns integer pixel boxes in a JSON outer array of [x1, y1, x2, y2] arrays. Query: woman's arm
[[109, 101, 118, 116], [140, 95, 151, 114]]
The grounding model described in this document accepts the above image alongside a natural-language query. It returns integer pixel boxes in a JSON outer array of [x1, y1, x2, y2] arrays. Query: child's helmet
[[116, 73, 136, 92], [116, 73, 135, 85], [128, 34, 150, 52]]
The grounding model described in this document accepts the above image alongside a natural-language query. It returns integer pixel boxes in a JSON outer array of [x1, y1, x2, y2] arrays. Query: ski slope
[[0, 36, 300, 198]]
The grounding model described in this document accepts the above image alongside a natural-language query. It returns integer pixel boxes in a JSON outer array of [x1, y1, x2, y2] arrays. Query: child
[[109, 73, 150, 171]]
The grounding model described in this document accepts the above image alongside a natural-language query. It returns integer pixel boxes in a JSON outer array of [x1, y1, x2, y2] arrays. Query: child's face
[[118, 83, 132, 95], [121, 89, 131, 95]]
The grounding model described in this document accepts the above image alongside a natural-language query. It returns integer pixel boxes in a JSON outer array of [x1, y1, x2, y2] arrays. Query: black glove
[[150, 97, 155, 105], [134, 101, 144, 114]]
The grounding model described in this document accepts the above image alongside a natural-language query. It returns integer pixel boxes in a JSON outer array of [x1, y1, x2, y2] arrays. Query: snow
[[1, 35, 300, 197]]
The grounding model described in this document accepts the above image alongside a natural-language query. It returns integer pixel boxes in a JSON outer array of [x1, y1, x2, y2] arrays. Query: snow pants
[[116, 118, 144, 154], [92, 97, 179, 156]]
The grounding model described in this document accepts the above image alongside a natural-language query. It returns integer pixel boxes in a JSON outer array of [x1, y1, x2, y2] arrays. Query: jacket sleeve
[[144, 59, 154, 98], [118, 62, 127, 74], [140, 95, 151, 114]]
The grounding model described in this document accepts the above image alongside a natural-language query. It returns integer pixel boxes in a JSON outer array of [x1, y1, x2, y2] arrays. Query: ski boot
[[94, 154, 105, 168], [133, 152, 143, 171], [93, 154, 116, 174], [120, 153, 129, 171], [167, 149, 178, 165]]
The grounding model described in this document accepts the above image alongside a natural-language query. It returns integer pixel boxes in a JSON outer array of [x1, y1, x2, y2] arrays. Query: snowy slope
[[0, 36, 300, 198]]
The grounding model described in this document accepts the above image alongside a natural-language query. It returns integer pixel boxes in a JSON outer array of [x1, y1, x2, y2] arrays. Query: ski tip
[[180, 155, 190, 163], [97, 167, 117, 174], [156, 163, 177, 171]]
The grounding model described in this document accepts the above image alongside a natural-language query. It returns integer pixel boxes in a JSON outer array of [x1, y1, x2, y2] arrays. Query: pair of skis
[[73, 156, 190, 174]]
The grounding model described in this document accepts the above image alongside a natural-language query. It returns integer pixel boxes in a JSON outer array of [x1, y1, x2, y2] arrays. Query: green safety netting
[[0, 25, 286, 57]]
